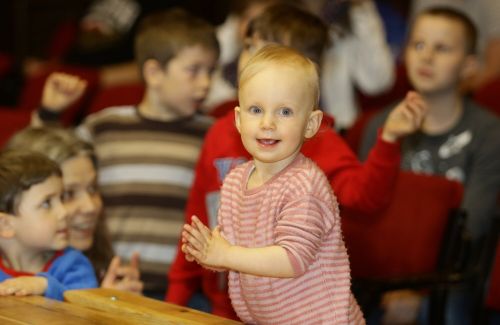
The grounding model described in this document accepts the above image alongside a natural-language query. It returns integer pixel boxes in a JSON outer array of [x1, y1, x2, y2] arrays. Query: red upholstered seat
[[0, 109, 32, 147], [342, 171, 464, 279], [87, 83, 144, 115]]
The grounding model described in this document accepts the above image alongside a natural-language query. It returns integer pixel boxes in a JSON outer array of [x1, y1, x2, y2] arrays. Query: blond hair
[[238, 44, 320, 108]]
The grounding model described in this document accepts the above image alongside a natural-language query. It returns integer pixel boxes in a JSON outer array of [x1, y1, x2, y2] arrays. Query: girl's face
[[60, 154, 102, 251]]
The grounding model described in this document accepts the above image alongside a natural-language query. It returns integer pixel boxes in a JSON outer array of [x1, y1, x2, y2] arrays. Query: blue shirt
[[0, 247, 98, 300]]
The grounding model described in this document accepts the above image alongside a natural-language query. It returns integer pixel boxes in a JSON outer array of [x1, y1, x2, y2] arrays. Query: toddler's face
[[236, 64, 320, 170], [61, 154, 102, 252], [13, 175, 68, 252], [405, 15, 472, 95], [157, 44, 218, 117]]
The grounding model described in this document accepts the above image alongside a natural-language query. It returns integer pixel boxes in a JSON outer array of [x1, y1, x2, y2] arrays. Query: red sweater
[[166, 110, 400, 319]]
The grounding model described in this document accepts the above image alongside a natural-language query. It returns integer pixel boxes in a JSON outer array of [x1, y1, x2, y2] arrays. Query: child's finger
[[183, 224, 206, 250], [192, 216, 211, 241]]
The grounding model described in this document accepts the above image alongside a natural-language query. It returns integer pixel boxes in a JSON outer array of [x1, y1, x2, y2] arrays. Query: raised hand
[[41, 72, 87, 113], [0, 276, 47, 296], [381, 91, 428, 142], [101, 252, 143, 293]]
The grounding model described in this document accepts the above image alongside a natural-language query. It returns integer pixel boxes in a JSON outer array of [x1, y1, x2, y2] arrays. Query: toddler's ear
[[234, 106, 242, 134], [0, 213, 15, 239], [304, 110, 323, 139]]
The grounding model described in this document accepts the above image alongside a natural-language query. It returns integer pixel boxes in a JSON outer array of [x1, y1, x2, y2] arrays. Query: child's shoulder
[[285, 154, 332, 192], [83, 105, 138, 125], [51, 247, 92, 267]]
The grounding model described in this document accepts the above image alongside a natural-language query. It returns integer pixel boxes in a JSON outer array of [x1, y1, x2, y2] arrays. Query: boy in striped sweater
[[182, 45, 364, 324]]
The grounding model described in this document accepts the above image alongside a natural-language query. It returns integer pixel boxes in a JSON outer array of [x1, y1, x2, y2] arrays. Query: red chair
[[474, 77, 500, 117], [343, 172, 464, 279], [342, 171, 465, 322], [0, 109, 32, 147], [486, 244, 500, 310], [87, 83, 145, 115]]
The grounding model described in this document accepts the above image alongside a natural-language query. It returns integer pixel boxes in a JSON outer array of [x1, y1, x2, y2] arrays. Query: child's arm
[[101, 252, 143, 293], [0, 276, 47, 296], [182, 217, 295, 278], [380, 91, 428, 143], [38, 249, 98, 300]]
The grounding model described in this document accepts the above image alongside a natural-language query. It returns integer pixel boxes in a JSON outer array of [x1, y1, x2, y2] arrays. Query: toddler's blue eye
[[279, 108, 293, 116], [249, 106, 262, 114]]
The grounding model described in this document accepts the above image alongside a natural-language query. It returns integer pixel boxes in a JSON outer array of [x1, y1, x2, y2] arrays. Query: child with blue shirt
[[0, 149, 97, 300]]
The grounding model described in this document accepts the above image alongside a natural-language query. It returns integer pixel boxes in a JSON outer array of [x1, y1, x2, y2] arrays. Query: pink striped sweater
[[218, 154, 364, 324]]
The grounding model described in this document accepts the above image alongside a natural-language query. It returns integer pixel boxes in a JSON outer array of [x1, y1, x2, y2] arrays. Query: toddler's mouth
[[257, 139, 280, 145]]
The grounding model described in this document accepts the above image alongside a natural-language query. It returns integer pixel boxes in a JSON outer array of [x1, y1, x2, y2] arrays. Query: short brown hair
[[239, 44, 320, 107], [247, 3, 329, 65], [0, 149, 61, 214], [134, 7, 220, 72], [413, 7, 478, 55]]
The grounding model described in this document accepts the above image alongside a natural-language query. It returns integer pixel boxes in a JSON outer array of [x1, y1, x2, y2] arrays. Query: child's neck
[[248, 154, 299, 190], [138, 95, 179, 122], [1, 246, 53, 274], [421, 91, 464, 135]]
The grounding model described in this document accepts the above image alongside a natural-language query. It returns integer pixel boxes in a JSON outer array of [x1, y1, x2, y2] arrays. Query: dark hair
[[246, 3, 330, 66], [134, 7, 220, 72], [414, 6, 478, 54], [0, 149, 61, 214]]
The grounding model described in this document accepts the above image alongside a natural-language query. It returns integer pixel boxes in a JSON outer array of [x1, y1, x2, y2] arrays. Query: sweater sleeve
[[347, 0, 395, 94], [274, 187, 336, 276], [302, 114, 400, 214], [38, 248, 98, 300]]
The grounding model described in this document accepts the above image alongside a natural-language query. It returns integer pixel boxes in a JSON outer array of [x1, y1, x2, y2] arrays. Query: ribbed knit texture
[[218, 154, 364, 324]]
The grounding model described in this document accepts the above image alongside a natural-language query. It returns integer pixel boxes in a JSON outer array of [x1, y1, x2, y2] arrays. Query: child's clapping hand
[[181, 216, 228, 272], [0, 276, 47, 296], [381, 91, 428, 142]]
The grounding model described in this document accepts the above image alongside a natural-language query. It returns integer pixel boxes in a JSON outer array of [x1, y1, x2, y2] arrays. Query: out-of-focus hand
[[381, 91, 428, 142], [0, 276, 47, 296], [101, 252, 143, 294], [41, 72, 87, 113]]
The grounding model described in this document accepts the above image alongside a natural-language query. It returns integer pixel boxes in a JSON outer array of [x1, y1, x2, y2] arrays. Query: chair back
[[342, 171, 464, 279]]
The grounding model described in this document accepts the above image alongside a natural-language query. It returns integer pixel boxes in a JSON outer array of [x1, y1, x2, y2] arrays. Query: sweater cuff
[[374, 128, 401, 162]]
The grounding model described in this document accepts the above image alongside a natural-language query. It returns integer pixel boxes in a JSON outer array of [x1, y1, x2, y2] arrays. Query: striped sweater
[[77, 106, 212, 290], [218, 154, 364, 324]]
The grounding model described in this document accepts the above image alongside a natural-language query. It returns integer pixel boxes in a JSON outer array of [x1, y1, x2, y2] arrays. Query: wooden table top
[[64, 288, 241, 325], [0, 288, 241, 324]]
